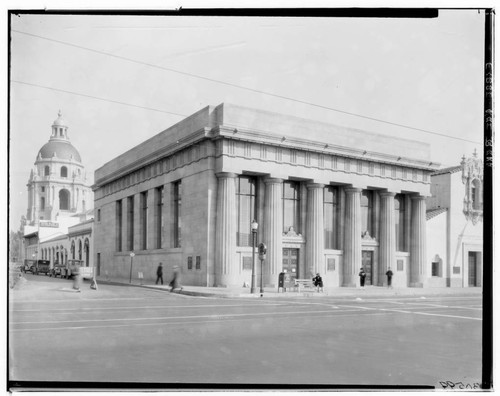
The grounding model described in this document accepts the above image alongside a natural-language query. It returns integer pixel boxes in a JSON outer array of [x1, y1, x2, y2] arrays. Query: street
[[9, 275, 482, 389]]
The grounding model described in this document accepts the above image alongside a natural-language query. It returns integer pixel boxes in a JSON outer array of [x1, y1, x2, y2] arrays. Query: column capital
[[380, 191, 396, 198], [344, 187, 362, 194], [263, 177, 283, 185], [306, 182, 325, 190], [215, 172, 238, 179], [410, 194, 426, 201]]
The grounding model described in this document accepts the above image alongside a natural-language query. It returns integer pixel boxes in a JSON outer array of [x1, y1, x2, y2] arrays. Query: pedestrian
[[156, 262, 163, 285], [386, 267, 394, 288], [169, 265, 183, 292], [359, 267, 366, 288], [312, 273, 324, 292], [72, 264, 82, 292]]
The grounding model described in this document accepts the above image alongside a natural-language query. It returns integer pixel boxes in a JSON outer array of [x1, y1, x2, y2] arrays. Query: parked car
[[21, 259, 37, 274], [22, 259, 50, 275], [35, 260, 51, 275], [51, 263, 66, 278]]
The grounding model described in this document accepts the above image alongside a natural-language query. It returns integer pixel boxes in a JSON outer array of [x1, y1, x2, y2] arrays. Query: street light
[[250, 220, 258, 294]]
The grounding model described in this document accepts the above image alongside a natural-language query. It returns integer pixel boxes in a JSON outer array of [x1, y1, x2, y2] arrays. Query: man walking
[[386, 267, 394, 288], [156, 262, 163, 285], [359, 267, 366, 288]]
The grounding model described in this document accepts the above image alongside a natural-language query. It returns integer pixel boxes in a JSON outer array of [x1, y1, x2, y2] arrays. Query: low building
[[426, 151, 483, 288], [93, 103, 441, 288]]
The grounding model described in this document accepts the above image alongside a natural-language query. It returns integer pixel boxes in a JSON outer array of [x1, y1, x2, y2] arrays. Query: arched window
[[44, 166, 50, 176], [78, 240, 82, 260], [59, 189, 70, 210], [61, 166, 68, 178], [71, 240, 75, 259]]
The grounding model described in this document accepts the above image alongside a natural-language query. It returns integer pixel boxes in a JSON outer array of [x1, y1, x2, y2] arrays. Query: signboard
[[39, 221, 59, 228]]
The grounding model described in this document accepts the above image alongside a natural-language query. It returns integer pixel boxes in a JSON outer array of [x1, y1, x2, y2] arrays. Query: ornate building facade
[[93, 103, 441, 288], [23, 112, 94, 269], [426, 151, 483, 288]]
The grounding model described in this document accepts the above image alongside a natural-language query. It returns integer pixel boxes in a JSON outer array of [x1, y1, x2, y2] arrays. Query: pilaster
[[215, 172, 238, 286]]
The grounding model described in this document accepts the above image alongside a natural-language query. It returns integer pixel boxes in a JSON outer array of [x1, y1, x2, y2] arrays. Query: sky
[[8, 7, 487, 231]]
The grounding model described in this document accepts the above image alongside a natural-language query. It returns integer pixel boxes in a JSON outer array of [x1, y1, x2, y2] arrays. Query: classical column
[[305, 183, 325, 277], [263, 178, 283, 287], [410, 195, 427, 287], [215, 172, 238, 287], [379, 192, 396, 286], [343, 187, 362, 287]]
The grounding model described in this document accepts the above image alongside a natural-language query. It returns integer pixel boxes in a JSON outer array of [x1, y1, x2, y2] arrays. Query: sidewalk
[[95, 276, 483, 299]]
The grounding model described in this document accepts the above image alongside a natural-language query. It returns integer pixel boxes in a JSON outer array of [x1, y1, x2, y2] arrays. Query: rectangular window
[[395, 194, 406, 251], [236, 176, 256, 246], [187, 256, 193, 270], [97, 253, 101, 276], [127, 196, 134, 251], [324, 186, 338, 249], [196, 256, 201, 270], [155, 186, 164, 249], [116, 200, 122, 252], [432, 262, 440, 277], [283, 181, 300, 233], [140, 191, 148, 250], [97, 209, 101, 222], [41, 186, 45, 192], [361, 190, 373, 236], [174, 181, 182, 247]]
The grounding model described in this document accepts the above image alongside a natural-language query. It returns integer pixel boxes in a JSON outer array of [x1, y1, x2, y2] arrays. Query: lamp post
[[129, 252, 135, 284], [250, 220, 258, 294]]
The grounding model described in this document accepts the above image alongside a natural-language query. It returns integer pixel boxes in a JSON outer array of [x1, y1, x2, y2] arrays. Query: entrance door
[[362, 251, 373, 286], [468, 252, 477, 287], [282, 248, 299, 276]]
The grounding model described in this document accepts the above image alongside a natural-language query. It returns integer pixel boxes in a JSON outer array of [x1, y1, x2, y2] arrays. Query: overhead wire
[[11, 29, 482, 145]]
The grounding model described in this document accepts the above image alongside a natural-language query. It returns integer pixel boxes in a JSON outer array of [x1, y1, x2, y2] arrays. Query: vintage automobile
[[35, 260, 51, 275], [21, 259, 37, 274], [22, 259, 50, 275], [50, 263, 67, 278]]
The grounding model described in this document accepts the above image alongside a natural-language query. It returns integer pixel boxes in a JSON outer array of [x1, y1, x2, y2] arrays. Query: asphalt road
[[9, 275, 482, 390]]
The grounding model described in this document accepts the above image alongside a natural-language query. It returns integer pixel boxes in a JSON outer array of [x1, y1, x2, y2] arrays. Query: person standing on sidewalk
[[156, 262, 163, 285], [386, 267, 394, 288], [312, 273, 324, 292], [169, 265, 183, 292], [359, 267, 366, 288]]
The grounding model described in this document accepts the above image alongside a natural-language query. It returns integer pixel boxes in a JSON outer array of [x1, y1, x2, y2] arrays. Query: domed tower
[[26, 111, 93, 225]]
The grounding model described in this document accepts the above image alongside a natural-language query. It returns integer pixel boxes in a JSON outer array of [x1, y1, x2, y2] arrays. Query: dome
[[37, 140, 82, 162]]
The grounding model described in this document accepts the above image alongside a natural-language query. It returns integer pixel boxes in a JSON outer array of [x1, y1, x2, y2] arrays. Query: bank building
[[23, 112, 94, 268], [93, 103, 458, 289]]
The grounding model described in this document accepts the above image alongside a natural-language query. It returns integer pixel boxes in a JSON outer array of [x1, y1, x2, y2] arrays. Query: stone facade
[[93, 103, 439, 287]]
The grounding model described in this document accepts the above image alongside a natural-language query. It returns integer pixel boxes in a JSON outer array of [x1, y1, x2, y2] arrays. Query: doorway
[[361, 250, 373, 286], [282, 248, 299, 277]]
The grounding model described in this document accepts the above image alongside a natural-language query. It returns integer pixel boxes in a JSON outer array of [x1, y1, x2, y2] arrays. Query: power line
[[12, 29, 482, 145], [11, 80, 187, 117]]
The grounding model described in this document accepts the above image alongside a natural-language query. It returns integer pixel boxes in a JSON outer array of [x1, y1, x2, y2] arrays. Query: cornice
[[212, 125, 439, 172]]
